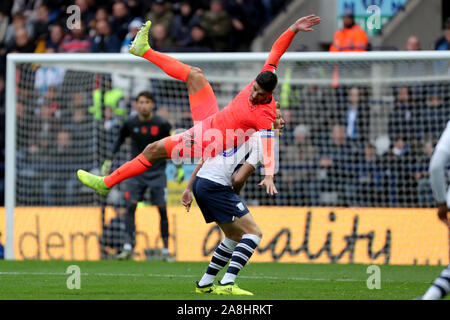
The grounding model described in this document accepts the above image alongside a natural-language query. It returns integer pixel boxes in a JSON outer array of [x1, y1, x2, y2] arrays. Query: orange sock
[[104, 153, 151, 188], [142, 48, 191, 82]]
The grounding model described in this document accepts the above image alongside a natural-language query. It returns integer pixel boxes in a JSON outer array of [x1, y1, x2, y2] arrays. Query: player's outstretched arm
[[289, 14, 322, 33], [264, 14, 321, 69], [181, 160, 204, 212]]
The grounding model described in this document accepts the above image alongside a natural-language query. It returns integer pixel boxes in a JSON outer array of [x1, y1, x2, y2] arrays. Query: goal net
[[3, 52, 450, 264]]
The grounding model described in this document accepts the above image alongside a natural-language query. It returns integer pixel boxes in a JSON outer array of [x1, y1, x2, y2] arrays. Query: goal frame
[[5, 50, 450, 260]]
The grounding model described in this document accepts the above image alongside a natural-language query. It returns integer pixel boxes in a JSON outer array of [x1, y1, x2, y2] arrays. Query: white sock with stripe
[[423, 264, 450, 300], [198, 237, 238, 286], [220, 234, 261, 285]]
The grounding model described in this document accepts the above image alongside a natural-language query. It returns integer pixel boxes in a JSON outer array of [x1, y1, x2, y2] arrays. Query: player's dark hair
[[255, 71, 277, 92], [136, 90, 155, 102]]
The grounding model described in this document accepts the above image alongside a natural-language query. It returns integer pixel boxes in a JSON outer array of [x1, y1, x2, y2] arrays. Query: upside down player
[[181, 102, 285, 295], [101, 91, 174, 261], [417, 121, 450, 300], [77, 15, 321, 199]]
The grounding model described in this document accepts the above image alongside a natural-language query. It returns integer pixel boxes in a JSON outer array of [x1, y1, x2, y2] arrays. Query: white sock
[[123, 243, 132, 251], [162, 247, 169, 255], [422, 265, 450, 300], [220, 234, 261, 285], [198, 237, 238, 286], [422, 285, 443, 300]]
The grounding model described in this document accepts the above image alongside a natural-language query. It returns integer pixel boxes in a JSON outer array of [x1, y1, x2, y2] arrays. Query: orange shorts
[[164, 115, 224, 159]]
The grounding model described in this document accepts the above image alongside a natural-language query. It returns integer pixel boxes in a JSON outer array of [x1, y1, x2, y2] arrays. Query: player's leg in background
[[420, 264, 450, 300], [150, 186, 174, 262], [117, 178, 146, 260]]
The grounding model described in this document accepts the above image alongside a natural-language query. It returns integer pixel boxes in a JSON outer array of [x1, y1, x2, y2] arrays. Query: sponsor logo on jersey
[[151, 125, 159, 136]]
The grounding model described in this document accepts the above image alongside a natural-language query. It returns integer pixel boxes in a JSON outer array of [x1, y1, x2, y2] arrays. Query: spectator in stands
[[415, 86, 449, 140], [125, 0, 147, 19], [299, 83, 335, 144], [291, 124, 317, 164], [352, 143, 384, 206], [413, 138, 435, 207], [42, 130, 79, 205], [171, 1, 201, 48], [4, 11, 35, 49], [201, 0, 233, 52], [111, 0, 132, 41], [91, 19, 121, 53], [226, 0, 262, 51], [34, 64, 66, 96], [31, 103, 61, 138], [0, 10, 9, 49], [339, 86, 370, 145], [45, 24, 65, 52], [76, 0, 96, 31], [31, 4, 51, 52], [90, 6, 109, 32], [60, 21, 91, 53], [388, 86, 416, 143], [7, 26, 36, 53], [395, 35, 427, 78], [11, 0, 42, 18], [434, 18, 450, 74], [17, 133, 50, 205], [405, 35, 421, 51], [185, 24, 212, 52], [329, 9, 369, 52], [121, 17, 142, 53], [435, 17, 450, 51], [309, 124, 357, 206], [63, 99, 94, 168], [380, 136, 416, 207], [281, 124, 317, 206], [145, 0, 174, 37], [149, 23, 174, 51]]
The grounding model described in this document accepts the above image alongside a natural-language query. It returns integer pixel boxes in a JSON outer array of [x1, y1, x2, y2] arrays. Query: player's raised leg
[[78, 139, 168, 194], [130, 20, 218, 122]]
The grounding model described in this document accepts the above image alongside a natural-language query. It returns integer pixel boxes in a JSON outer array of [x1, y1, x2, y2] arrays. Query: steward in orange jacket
[[330, 10, 369, 52]]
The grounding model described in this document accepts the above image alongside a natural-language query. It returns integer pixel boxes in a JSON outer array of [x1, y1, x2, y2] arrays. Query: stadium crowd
[[0, 1, 450, 208]]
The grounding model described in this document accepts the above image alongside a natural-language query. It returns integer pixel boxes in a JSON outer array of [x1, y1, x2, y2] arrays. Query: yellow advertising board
[[0, 206, 448, 265]]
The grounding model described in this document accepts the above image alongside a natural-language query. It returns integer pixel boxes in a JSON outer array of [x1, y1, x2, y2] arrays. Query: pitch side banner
[[0, 207, 448, 265]]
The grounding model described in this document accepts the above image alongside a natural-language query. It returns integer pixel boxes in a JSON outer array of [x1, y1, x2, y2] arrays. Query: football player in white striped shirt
[[419, 120, 450, 300], [182, 102, 284, 295]]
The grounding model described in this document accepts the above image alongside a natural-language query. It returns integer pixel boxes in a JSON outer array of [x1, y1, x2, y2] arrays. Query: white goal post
[[4, 51, 450, 261]]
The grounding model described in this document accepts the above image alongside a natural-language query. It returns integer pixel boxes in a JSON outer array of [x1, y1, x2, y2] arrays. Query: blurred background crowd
[[1, 0, 450, 208]]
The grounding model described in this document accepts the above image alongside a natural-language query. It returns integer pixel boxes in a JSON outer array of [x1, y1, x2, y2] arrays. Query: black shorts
[[125, 172, 167, 205], [193, 176, 249, 224]]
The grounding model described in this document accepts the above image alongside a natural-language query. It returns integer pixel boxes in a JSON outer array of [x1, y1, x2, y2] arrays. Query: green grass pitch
[[0, 260, 447, 300]]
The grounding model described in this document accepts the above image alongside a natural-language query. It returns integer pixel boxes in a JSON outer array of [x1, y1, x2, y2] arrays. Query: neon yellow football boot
[[195, 281, 218, 294], [129, 20, 151, 57], [215, 282, 254, 296], [77, 169, 111, 197]]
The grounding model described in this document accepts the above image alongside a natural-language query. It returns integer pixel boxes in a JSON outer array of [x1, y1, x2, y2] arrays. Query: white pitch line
[[0, 271, 399, 283]]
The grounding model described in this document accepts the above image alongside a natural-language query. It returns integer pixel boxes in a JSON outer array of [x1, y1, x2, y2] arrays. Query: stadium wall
[[0, 206, 447, 265]]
